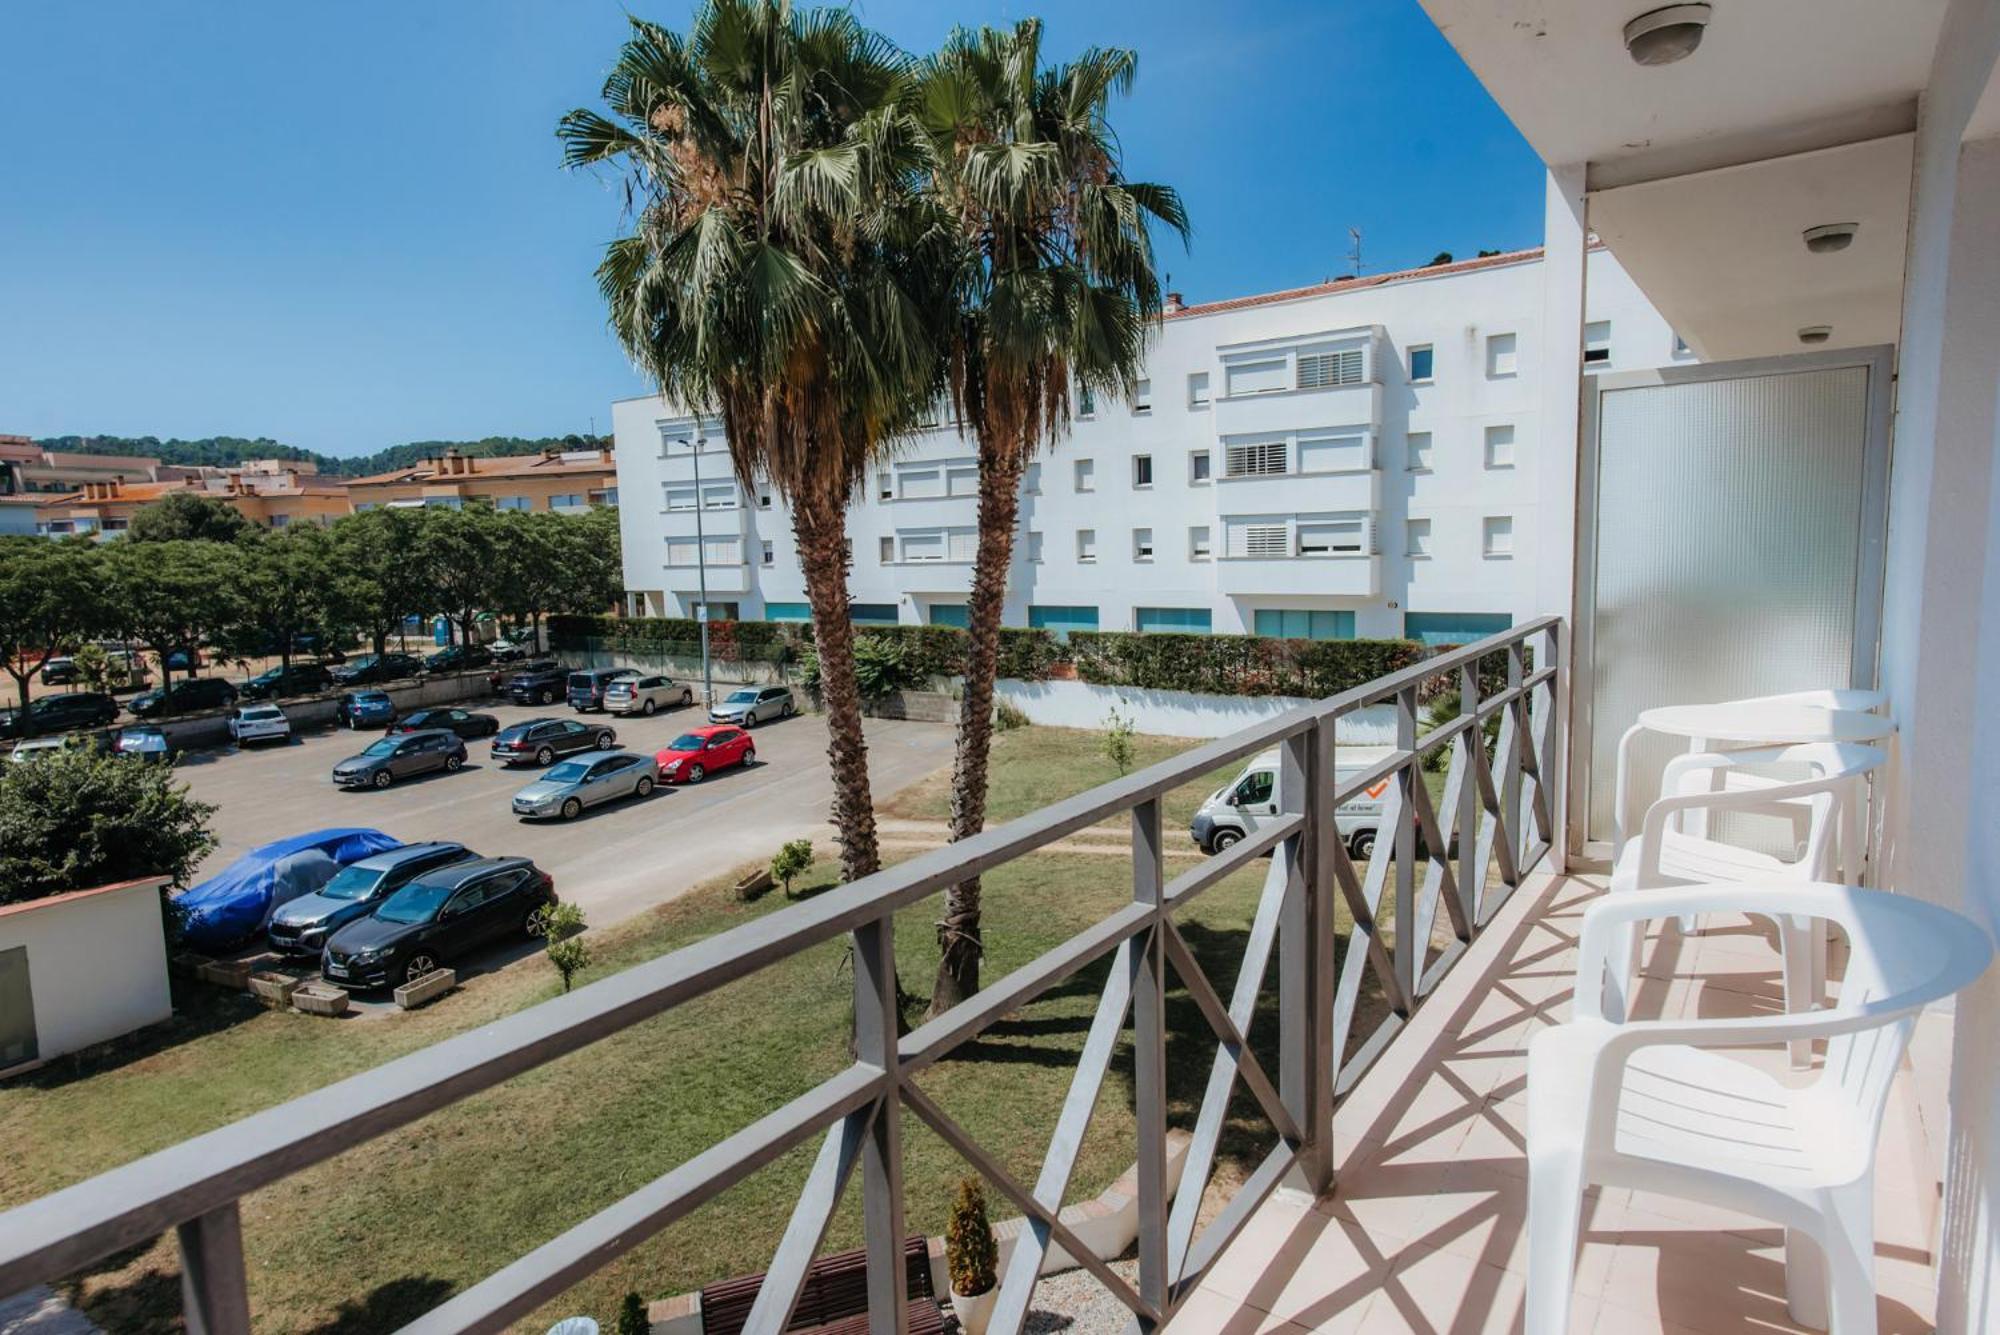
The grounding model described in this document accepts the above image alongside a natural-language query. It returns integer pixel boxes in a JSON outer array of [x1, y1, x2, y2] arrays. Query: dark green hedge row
[[1066, 631, 1426, 698], [548, 614, 1062, 682]]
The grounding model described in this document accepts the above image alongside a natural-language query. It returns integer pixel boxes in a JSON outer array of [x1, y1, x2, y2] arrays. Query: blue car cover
[[176, 828, 402, 953]]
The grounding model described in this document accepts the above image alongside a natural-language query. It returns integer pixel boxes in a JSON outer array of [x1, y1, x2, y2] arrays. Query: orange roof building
[[343, 446, 619, 514]]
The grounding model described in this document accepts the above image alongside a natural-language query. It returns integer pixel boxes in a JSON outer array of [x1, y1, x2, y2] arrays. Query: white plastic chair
[[1526, 883, 1992, 1335], [1605, 743, 1886, 1047]]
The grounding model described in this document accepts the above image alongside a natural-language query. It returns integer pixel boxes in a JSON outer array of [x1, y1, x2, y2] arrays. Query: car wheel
[[641, 698, 657, 716], [404, 953, 439, 984], [635, 775, 654, 798], [1349, 830, 1376, 862], [445, 754, 463, 773], [740, 712, 757, 730], [525, 905, 551, 938], [372, 770, 393, 790], [1210, 827, 1243, 853], [686, 762, 705, 784], [681, 691, 692, 707], [560, 797, 582, 821], [595, 731, 615, 749], [535, 746, 554, 766], [782, 700, 795, 718], [742, 746, 755, 767], [538, 688, 555, 706]]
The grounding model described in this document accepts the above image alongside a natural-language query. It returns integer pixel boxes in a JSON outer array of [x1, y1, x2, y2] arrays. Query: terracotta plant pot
[[949, 1285, 995, 1335]]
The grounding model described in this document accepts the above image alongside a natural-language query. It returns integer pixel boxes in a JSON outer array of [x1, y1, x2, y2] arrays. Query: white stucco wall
[[0, 879, 172, 1068], [993, 679, 1398, 743]]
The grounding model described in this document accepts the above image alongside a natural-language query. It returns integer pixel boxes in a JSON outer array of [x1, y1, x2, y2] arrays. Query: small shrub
[[69, 642, 111, 694], [1103, 704, 1136, 777], [852, 635, 922, 701], [616, 1291, 648, 1335], [993, 699, 1029, 732], [945, 1176, 998, 1299], [770, 839, 813, 898], [538, 901, 591, 993]]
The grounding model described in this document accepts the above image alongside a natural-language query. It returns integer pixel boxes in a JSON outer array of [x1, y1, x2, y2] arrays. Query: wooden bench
[[699, 1235, 944, 1334]]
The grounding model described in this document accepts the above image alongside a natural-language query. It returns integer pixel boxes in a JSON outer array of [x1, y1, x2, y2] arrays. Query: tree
[[0, 537, 106, 711], [0, 747, 217, 905], [127, 491, 250, 544], [615, 1293, 649, 1335], [105, 540, 240, 689], [913, 20, 1187, 1012], [770, 838, 814, 898], [1103, 704, 1136, 777], [222, 526, 337, 670], [329, 507, 430, 656], [414, 505, 500, 647], [562, 1, 941, 885], [538, 901, 591, 993]]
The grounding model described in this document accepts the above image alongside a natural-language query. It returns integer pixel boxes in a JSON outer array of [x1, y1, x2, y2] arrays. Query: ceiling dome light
[[1624, 4, 1713, 66], [1798, 325, 1833, 345], [1803, 223, 1859, 254]]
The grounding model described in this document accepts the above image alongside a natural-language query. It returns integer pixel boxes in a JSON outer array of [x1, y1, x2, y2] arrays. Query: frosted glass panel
[[1587, 366, 1870, 841]]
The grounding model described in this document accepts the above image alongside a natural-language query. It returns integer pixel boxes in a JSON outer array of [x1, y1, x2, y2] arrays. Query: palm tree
[[914, 21, 1188, 1014], [561, 1, 943, 884]]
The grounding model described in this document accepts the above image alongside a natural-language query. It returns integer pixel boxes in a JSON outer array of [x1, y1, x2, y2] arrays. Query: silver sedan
[[604, 673, 695, 717], [510, 750, 657, 821]]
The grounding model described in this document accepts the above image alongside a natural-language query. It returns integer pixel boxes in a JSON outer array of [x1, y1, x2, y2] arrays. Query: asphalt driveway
[[176, 699, 955, 928]]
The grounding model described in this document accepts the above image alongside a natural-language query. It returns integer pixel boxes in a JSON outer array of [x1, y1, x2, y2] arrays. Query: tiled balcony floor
[[1174, 873, 1944, 1333]]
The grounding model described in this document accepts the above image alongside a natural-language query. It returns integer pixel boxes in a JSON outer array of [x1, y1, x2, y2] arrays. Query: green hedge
[[1066, 632, 1425, 698], [549, 614, 1065, 682]]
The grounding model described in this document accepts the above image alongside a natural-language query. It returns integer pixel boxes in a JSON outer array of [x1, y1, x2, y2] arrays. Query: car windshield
[[547, 760, 592, 782], [318, 865, 385, 901], [347, 656, 377, 669], [374, 879, 454, 924], [356, 693, 388, 704], [244, 707, 281, 720], [568, 674, 596, 690], [667, 734, 704, 751], [725, 690, 757, 704], [361, 739, 398, 758]]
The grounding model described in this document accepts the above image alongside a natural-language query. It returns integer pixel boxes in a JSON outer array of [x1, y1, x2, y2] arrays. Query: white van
[[1189, 745, 1396, 860]]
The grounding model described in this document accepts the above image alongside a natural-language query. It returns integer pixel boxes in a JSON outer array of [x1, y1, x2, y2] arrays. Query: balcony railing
[[0, 619, 1561, 1334]]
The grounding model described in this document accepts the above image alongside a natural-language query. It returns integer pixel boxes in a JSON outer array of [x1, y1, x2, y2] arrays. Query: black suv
[[567, 668, 634, 712], [330, 652, 425, 686], [241, 663, 333, 701], [321, 856, 557, 990], [0, 692, 119, 739], [505, 661, 570, 706], [128, 677, 238, 718]]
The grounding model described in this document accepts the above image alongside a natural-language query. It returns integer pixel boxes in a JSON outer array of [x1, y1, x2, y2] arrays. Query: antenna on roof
[[1347, 226, 1364, 277]]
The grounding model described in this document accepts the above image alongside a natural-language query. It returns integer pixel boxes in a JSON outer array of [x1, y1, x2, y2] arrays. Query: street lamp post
[[691, 432, 714, 709]]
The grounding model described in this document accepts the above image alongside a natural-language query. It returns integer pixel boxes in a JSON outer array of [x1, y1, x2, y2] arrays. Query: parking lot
[[176, 698, 956, 929]]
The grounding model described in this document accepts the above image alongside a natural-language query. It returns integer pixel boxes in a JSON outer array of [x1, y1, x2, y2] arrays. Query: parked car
[[128, 676, 238, 718], [487, 636, 531, 662], [178, 826, 401, 953], [1189, 745, 1398, 859], [389, 707, 500, 740], [504, 661, 571, 706], [164, 647, 203, 672], [491, 717, 616, 767], [241, 663, 332, 701], [511, 751, 656, 821], [654, 725, 755, 784], [567, 667, 637, 712], [38, 656, 78, 686], [604, 673, 694, 717], [0, 691, 119, 739], [321, 856, 557, 990], [424, 643, 493, 674], [266, 841, 475, 957], [707, 685, 796, 729], [330, 652, 424, 686], [8, 735, 79, 764], [332, 728, 468, 789], [114, 726, 172, 763], [228, 704, 292, 746], [40, 652, 149, 690], [336, 690, 398, 729]]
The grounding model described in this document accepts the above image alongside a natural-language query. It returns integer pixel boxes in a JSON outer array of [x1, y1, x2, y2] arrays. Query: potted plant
[[946, 1176, 998, 1333]]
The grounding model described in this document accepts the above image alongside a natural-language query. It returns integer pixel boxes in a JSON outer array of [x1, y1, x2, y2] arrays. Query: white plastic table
[[1635, 703, 1896, 747]]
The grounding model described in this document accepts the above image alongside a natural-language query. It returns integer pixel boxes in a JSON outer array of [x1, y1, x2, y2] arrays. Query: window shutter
[[947, 529, 977, 561], [1224, 440, 1288, 477]]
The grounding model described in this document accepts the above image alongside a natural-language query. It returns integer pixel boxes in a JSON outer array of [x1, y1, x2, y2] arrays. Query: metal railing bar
[[176, 1202, 251, 1335], [898, 1084, 1160, 1328], [987, 943, 1134, 1335], [1159, 922, 1301, 1145], [1333, 1012, 1406, 1100], [1161, 812, 1302, 907], [740, 1107, 874, 1335], [395, 1064, 881, 1335], [898, 902, 1150, 1075], [1170, 1138, 1301, 1301], [1407, 765, 1468, 946]]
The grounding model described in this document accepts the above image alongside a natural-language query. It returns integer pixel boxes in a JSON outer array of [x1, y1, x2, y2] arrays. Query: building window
[[1407, 518, 1433, 558], [1075, 458, 1095, 493], [1486, 332, 1518, 378], [270, 514, 291, 528], [1227, 522, 1290, 558], [665, 486, 696, 512], [1135, 607, 1213, 635], [946, 464, 979, 498], [1223, 439, 1287, 477], [1188, 372, 1211, 408], [929, 603, 970, 628], [902, 532, 945, 563], [550, 494, 586, 510], [1189, 451, 1212, 484], [878, 473, 893, 502], [1404, 611, 1512, 649], [1224, 356, 1288, 397], [1077, 528, 1097, 563], [1407, 432, 1434, 471], [702, 483, 736, 509], [1583, 320, 1612, 366], [879, 535, 894, 565], [1189, 525, 1212, 561], [760, 540, 774, 567], [766, 601, 812, 622], [1133, 528, 1154, 561], [1297, 519, 1364, 556], [758, 491, 772, 510], [1078, 384, 1097, 417], [1483, 515, 1514, 558], [898, 467, 944, 500], [1133, 455, 1153, 488], [1133, 378, 1152, 414], [693, 601, 740, 621], [1023, 463, 1041, 495], [1484, 424, 1516, 468], [595, 488, 620, 506], [1026, 529, 1043, 563], [1297, 432, 1368, 474], [851, 603, 900, 626], [1296, 348, 1364, 389], [1028, 605, 1099, 640], [1408, 345, 1435, 383], [497, 495, 532, 511], [1253, 609, 1355, 641]]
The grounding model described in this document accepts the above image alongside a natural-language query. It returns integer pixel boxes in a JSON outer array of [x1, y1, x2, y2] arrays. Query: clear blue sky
[[0, 1, 1542, 458]]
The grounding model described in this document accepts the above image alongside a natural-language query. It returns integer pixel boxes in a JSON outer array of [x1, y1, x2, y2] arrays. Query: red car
[[654, 724, 755, 784]]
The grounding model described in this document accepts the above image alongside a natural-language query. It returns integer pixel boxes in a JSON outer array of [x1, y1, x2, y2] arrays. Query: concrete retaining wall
[[151, 670, 500, 751], [995, 678, 1398, 743]]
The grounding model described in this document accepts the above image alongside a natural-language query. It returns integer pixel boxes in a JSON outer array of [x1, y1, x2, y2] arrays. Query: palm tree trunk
[[792, 489, 880, 883], [928, 436, 1028, 1017]]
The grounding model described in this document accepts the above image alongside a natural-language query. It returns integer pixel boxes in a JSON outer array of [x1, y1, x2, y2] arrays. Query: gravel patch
[[940, 1261, 1141, 1335]]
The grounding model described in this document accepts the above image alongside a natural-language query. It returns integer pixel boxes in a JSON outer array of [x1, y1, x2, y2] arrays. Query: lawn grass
[[0, 725, 1392, 1333]]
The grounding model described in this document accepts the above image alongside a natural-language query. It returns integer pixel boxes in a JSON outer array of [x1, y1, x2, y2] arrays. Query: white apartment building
[[610, 245, 1683, 647]]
